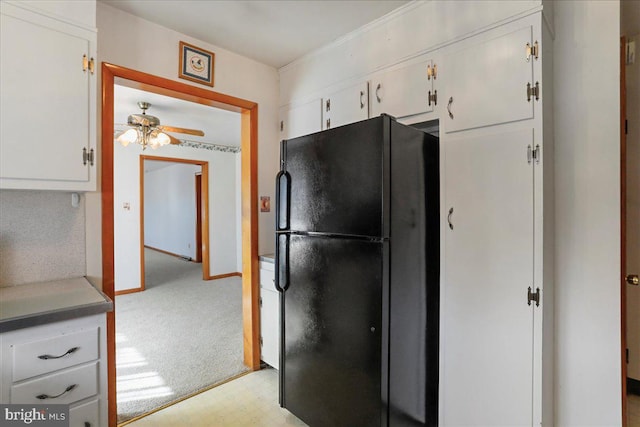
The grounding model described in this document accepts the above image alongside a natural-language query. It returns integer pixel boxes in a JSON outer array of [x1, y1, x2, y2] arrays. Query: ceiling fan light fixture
[[116, 128, 139, 147], [149, 130, 171, 150]]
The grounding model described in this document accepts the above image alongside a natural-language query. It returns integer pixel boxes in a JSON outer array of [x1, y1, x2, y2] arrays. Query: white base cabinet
[[0, 1, 97, 191], [0, 314, 108, 427], [259, 260, 279, 370]]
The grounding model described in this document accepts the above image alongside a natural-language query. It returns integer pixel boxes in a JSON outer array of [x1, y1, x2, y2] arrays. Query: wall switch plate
[[626, 40, 636, 65]]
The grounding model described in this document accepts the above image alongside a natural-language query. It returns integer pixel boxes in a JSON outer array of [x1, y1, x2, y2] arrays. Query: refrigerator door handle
[[275, 170, 291, 231], [275, 234, 289, 292]]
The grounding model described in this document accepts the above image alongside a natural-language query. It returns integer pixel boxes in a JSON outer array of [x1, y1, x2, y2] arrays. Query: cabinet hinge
[[625, 119, 628, 135], [280, 120, 284, 132], [527, 286, 540, 307], [326, 118, 331, 129], [325, 99, 331, 112], [83, 148, 95, 166], [427, 63, 437, 80], [527, 144, 541, 165], [526, 41, 539, 61], [527, 82, 540, 102], [428, 90, 437, 106], [83, 54, 95, 74]]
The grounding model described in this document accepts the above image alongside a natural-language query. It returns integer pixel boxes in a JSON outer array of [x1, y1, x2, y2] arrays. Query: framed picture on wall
[[179, 41, 214, 87]]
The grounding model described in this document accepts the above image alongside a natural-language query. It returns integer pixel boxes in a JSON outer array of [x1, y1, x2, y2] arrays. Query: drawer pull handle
[[38, 346, 79, 360], [36, 384, 77, 400]]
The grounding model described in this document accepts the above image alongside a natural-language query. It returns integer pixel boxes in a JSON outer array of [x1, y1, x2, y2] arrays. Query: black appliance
[[275, 114, 439, 427]]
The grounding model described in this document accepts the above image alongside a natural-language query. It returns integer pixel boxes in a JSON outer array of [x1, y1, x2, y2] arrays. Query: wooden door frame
[[139, 156, 209, 291], [101, 63, 260, 427], [195, 172, 203, 264], [621, 35, 628, 427]]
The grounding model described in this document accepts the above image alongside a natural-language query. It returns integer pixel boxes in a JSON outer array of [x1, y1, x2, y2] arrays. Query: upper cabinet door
[[0, 2, 97, 191], [279, 98, 322, 140], [444, 25, 535, 133], [322, 81, 369, 130], [370, 58, 434, 119]]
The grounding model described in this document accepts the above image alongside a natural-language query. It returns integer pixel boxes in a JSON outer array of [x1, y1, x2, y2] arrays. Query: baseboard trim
[[208, 272, 242, 280], [145, 245, 193, 261], [628, 377, 640, 396], [114, 287, 143, 296]]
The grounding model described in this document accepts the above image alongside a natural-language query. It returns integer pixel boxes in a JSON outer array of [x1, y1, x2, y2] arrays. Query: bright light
[[116, 128, 138, 147]]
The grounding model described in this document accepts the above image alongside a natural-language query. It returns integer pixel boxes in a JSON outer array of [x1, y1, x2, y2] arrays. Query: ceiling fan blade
[[166, 133, 183, 145], [157, 125, 204, 137]]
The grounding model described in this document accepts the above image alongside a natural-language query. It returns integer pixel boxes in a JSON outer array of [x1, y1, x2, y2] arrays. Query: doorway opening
[[101, 63, 260, 427]]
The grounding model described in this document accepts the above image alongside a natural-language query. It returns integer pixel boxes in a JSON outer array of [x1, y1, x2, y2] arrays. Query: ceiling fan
[[116, 101, 205, 150]]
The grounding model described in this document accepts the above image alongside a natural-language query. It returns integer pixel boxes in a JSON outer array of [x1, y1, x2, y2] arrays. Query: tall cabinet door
[[442, 127, 535, 425], [0, 2, 96, 190]]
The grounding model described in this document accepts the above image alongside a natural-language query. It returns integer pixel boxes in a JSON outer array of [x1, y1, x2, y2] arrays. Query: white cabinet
[[279, 98, 322, 140], [322, 81, 369, 130], [443, 24, 536, 133], [0, 314, 108, 426], [259, 260, 279, 369], [440, 12, 552, 426], [369, 57, 435, 119], [0, 1, 97, 191], [442, 127, 536, 425]]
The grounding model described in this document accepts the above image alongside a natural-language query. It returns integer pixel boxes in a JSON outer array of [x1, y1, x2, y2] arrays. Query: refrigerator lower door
[[281, 234, 386, 427]]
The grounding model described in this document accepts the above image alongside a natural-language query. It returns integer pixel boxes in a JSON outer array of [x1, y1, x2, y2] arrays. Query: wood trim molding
[[101, 62, 259, 427], [114, 287, 143, 296], [139, 155, 211, 284], [208, 272, 243, 280], [144, 245, 194, 261]]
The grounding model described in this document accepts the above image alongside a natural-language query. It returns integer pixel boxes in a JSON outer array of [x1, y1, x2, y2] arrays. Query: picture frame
[[179, 41, 214, 87]]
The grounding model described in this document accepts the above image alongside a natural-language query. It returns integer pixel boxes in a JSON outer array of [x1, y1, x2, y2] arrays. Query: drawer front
[[260, 267, 275, 290], [70, 398, 99, 427], [11, 362, 98, 405], [13, 328, 99, 382]]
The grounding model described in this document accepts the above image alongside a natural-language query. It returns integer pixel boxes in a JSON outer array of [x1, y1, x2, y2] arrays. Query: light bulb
[[116, 128, 138, 147]]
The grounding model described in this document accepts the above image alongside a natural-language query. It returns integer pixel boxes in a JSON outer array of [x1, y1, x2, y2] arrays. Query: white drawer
[[260, 267, 275, 290], [13, 327, 99, 382], [70, 398, 99, 427], [11, 361, 98, 405]]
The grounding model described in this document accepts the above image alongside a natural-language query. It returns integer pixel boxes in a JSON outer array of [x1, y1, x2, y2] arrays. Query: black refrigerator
[[275, 114, 439, 427]]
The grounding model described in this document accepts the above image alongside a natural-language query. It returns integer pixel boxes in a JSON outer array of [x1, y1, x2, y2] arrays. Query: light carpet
[[115, 249, 247, 423]]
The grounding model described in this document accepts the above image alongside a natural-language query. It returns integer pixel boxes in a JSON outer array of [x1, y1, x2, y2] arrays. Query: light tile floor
[[124, 371, 640, 427], [630, 393, 640, 427], [124, 368, 307, 427]]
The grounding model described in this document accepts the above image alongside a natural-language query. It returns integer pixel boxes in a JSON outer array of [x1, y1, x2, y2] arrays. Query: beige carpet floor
[[115, 249, 247, 423]]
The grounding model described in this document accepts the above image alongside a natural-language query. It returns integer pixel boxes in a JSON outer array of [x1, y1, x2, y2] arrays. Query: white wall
[[144, 163, 200, 259], [553, 1, 621, 424], [113, 141, 240, 292], [87, 2, 280, 287]]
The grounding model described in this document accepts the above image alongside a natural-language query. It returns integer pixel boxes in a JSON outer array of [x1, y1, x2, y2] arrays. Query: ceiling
[[99, 0, 410, 68]]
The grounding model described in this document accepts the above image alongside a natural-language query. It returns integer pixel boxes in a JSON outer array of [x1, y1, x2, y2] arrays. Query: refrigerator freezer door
[[284, 116, 388, 238], [281, 234, 385, 427]]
